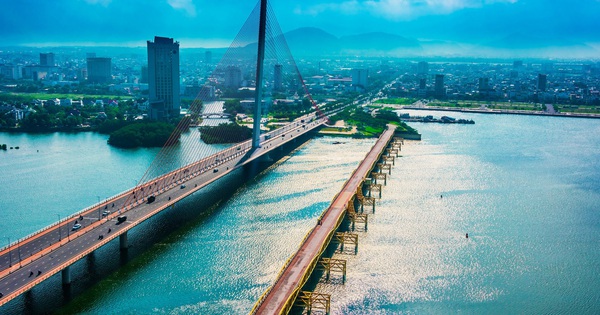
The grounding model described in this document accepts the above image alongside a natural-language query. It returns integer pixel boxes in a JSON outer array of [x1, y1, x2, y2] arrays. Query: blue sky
[[1, 0, 599, 47]]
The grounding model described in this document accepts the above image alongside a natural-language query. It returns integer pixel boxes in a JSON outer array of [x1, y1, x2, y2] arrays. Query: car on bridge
[[72, 223, 82, 231], [102, 210, 110, 216], [180, 184, 186, 189]]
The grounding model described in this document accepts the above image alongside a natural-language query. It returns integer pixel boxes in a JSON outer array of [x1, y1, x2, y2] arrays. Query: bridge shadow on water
[[1, 135, 315, 315]]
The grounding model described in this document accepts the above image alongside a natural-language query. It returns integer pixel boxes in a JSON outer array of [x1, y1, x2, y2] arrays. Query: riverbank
[[403, 105, 600, 119]]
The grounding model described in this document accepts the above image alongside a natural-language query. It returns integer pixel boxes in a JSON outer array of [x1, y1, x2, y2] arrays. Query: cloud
[[167, 0, 197, 17], [295, 0, 518, 20]]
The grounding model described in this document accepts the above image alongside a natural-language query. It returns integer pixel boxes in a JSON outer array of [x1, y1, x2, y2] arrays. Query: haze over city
[[2, 0, 599, 58], [2, 0, 600, 314]]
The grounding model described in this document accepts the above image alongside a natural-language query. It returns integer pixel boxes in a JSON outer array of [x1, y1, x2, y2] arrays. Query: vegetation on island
[[107, 122, 177, 149], [198, 122, 252, 144], [329, 107, 418, 138]]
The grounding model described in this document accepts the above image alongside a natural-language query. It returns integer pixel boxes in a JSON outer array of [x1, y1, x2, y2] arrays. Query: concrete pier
[[120, 232, 128, 250]]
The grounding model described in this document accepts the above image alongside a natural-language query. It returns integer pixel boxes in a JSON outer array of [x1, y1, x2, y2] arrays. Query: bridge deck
[[0, 113, 325, 307], [252, 125, 396, 315]]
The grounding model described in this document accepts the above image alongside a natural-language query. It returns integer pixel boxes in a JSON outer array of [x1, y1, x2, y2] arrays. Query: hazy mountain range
[[3, 27, 597, 60], [273, 27, 599, 59]]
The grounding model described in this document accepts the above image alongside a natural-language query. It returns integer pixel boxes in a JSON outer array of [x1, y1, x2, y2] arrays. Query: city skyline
[[0, 0, 599, 57]]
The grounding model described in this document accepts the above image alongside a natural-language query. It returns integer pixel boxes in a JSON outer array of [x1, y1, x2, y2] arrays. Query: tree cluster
[[198, 122, 252, 144], [108, 122, 177, 149]]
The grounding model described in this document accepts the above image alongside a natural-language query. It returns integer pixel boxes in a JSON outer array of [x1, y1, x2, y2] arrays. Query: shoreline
[[402, 106, 600, 119]]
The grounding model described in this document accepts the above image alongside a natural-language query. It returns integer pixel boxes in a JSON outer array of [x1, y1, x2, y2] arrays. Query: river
[[1, 110, 599, 314]]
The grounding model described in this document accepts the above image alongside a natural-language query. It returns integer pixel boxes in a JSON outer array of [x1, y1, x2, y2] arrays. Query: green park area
[[374, 98, 416, 105], [425, 100, 600, 114], [329, 107, 418, 138]]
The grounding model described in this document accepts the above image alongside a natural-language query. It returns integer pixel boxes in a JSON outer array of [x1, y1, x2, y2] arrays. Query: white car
[[72, 223, 82, 231]]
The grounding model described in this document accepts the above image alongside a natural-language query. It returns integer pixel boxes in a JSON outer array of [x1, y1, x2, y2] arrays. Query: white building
[[351, 69, 369, 89]]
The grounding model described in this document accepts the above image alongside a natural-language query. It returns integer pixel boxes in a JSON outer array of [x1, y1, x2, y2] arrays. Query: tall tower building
[[40, 53, 55, 67], [224, 66, 242, 88], [351, 68, 369, 88], [478, 78, 490, 92], [147, 36, 181, 120], [417, 61, 428, 76], [537, 74, 547, 92], [140, 65, 148, 84], [273, 64, 283, 91], [434, 74, 446, 98], [87, 57, 112, 83]]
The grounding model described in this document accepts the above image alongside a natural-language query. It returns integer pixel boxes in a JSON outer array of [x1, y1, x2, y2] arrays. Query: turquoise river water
[[1, 110, 599, 314]]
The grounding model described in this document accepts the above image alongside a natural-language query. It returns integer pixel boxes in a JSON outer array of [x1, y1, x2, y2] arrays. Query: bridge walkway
[[251, 125, 397, 315]]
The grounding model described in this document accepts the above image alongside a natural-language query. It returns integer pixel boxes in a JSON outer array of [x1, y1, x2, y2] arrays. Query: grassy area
[[375, 98, 416, 105], [555, 105, 600, 114], [320, 127, 351, 132], [428, 101, 543, 111], [426, 100, 600, 114]]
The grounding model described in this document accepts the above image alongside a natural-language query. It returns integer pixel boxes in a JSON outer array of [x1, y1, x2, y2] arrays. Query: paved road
[[0, 112, 326, 307], [252, 125, 397, 315]]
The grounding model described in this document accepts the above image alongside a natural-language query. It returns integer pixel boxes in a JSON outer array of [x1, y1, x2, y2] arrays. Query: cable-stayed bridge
[[0, 0, 337, 308]]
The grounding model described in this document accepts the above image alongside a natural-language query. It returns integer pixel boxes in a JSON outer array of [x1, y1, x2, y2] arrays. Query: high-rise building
[[434, 74, 445, 98], [40, 53, 55, 67], [0, 64, 23, 80], [537, 74, 547, 92], [417, 61, 428, 76], [147, 36, 181, 120], [78, 68, 87, 81], [140, 65, 148, 84], [478, 78, 490, 92], [273, 64, 283, 91], [224, 66, 242, 88], [351, 68, 368, 88], [87, 57, 112, 83]]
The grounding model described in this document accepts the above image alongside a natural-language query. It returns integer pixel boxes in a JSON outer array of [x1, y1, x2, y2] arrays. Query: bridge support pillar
[[319, 258, 347, 284], [373, 172, 387, 185], [120, 232, 128, 250], [295, 291, 331, 315], [62, 266, 71, 285], [335, 232, 359, 254]]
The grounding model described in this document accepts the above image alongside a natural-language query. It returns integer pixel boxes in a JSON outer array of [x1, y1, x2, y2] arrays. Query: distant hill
[[339, 32, 421, 51], [283, 27, 340, 54], [188, 28, 598, 59], [247, 27, 423, 56]]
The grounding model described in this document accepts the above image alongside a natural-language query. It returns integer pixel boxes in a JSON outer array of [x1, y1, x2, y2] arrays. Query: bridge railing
[[0, 185, 138, 254], [250, 127, 394, 314], [250, 125, 396, 314], [0, 114, 326, 261]]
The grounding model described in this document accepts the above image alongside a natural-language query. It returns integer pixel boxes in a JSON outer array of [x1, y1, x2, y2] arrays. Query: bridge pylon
[[252, 0, 267, 149]]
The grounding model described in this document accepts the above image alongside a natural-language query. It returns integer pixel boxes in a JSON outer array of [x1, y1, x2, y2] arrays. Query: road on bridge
[[0, 112, 326, 306]]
